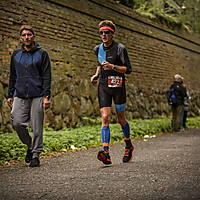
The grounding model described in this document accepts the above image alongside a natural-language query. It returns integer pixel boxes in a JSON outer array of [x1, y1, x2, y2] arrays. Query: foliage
[[0, 117, 199, 165], [114, 0, 200, 34]]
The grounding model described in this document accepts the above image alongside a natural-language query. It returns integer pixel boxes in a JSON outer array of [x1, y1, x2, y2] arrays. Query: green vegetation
[[115, 0, 200, 34], [0, 117, 200, 165]]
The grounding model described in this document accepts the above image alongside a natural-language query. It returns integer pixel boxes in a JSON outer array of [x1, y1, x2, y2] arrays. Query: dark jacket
[[170, 81, 187, 105], [8, 42, 51, 99]]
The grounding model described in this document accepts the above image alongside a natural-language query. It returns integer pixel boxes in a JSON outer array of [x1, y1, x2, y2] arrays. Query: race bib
[[108, 76, 123, 87]]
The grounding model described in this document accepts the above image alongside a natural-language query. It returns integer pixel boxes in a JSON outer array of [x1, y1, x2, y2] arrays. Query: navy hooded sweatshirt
[[8, 42, 51, 99]]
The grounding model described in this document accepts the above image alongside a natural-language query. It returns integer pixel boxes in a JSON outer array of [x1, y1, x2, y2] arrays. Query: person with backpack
[[170, 74, 187, 132]]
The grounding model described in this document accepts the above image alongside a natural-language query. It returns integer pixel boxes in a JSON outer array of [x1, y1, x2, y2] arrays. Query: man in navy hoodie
[[7, 25, 51, 167]]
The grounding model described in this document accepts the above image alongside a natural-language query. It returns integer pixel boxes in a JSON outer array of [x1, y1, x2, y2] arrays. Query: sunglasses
[[99, 30, 112, 35]]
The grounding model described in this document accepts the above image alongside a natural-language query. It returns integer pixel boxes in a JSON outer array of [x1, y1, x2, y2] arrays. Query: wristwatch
[[112, 65, 117, 71]]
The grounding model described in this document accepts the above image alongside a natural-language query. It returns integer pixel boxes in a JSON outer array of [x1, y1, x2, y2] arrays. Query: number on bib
[[108, 76, 123, 87]]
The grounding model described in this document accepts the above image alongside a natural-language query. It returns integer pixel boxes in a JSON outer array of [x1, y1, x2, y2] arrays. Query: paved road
[[0, 129, 200, 200]]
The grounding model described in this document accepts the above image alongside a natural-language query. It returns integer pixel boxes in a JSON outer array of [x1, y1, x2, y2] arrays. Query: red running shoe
[[97, 150, 112, 165], [123, 145, 134, 163]]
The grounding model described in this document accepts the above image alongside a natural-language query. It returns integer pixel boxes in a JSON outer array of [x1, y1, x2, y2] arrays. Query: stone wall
[[0, 0, 200, 132]]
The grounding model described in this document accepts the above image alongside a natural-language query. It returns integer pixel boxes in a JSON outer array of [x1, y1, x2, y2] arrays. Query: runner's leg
[[100, 107, 111, 151]]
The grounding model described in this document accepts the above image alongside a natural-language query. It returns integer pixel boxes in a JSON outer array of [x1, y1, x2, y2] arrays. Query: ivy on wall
[[114, 0, 200, 34]]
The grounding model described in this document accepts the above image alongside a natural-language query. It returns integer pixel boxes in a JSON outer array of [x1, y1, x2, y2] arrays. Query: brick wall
[[0, 0, 200, 131]]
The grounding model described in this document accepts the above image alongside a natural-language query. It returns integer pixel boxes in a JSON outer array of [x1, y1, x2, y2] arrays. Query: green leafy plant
[[0, 117, 199, 165], [114, 0, 200, 34]]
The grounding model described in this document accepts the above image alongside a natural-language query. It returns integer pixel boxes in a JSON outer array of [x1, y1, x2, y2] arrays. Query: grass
[[0, 117, 199, 165]]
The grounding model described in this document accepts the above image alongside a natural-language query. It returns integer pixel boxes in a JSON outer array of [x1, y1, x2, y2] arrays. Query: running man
[[91, 20, 134, 165]]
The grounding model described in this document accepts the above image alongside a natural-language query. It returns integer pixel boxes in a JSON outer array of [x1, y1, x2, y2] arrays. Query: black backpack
[[165, 88, 176, 105]]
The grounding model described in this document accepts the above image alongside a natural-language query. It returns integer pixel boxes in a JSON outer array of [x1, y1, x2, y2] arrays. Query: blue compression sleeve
[[101, 126, 110, 144]]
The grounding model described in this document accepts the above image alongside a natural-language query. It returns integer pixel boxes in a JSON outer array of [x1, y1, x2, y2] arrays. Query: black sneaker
[[123, 145, 134, 163], [25, 148, 33, 163], [97, 150, 112, 165], [30, 157, 40, 167]]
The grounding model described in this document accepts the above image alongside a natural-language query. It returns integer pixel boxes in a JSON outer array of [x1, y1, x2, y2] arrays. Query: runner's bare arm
[[101, 61, 127, 73], [91, 66, 100, 83]]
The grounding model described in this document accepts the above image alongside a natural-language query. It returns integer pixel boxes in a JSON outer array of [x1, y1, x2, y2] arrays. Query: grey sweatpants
[[11, 97, 44, 158]]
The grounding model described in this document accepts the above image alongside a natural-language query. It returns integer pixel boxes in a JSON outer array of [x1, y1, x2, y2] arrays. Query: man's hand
[[101, 61, 113, 71], [91, 74, 99, 84], [7, 98, 13, 108], [43, 97, 50, 110]]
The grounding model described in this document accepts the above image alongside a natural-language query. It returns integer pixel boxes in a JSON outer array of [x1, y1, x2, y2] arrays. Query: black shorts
[[98, 84, 126, 108]]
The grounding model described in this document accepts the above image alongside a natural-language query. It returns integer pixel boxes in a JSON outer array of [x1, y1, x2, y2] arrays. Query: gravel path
[[0, 129, 200, 200]]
